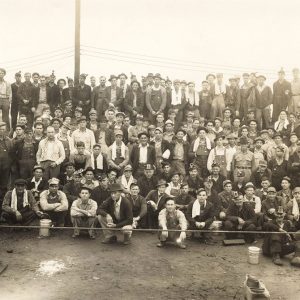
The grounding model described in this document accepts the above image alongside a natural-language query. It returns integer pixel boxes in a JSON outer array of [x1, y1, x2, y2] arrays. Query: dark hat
[[109, 183, 123, 192], [136, 114, 144, 120], [171, 171, 181, 177], [97, 173, 107, 181], [273, 132, 282, 139], [130, 80, 141, 88], [118, 73, 128, 79], [89, 108, 97, 115], [189, 164, 198, 171], [245, 182, 255, 189], [75, 106, 83, 112], [223, 180, 232, 188], [51, 118, 62, 124], [108, 75, 118, 81], [54, 106, 63, 112], [282, 176, 291, 183], [197, 126, 208, 134], [239, 136, 249, 145], [15, 71, 21, 77], [80, 73, 88, 79], [161, 161, 171, 168], [33, 165, 45, 172], [278, 67, 285, 74], [15, 124, 25, 130], [64, 161, 75, 168], [24, 127, 33, 134], [138, 132, 149, 139], [154, 73, 161, 79], [254, 137, 264, 143], [206, 73, 216, 79], [147, 73, 154, 78], [77, 116, 87, 123], [212, 162, 221, 168], [99, 118, 108, 123], [156, 179, 168, 188], [260, 129, 269, 135], [144, 164, 154, 171], [14, 179, 27, 186], [64, 100, 72, 106], [83, 167, 94, 175], [62, 121, 71, 130]]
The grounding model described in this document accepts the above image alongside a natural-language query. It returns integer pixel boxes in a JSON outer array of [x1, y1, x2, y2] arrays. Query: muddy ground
[[0, 230, 300, 300]]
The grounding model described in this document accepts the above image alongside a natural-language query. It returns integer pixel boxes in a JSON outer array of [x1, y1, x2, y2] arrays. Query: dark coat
[[91, 185, 111, 207], [63, 181, 83, 203], [94, 128, 114, 147], [226, 202, 256, 222], [13, 140, 38, 163], [32, 86, 51, 108], [255, 86, 273, 109], [47, 84, 61, 110], [145, 190, 169, 212], [104, 86, 123, 110], [287, 152, 300, 188], [137, 175, 159, 198], [26, 177, 48, 192], [126, 194, 147, 218], [98, 196, 133, 228], [124, 89, 144, 116], [73, 84, 92, 106], [186, 200, 215, 227], [17, 81, 34, 108], [130, 144, 156, 171], [169, 140, 190, 169]]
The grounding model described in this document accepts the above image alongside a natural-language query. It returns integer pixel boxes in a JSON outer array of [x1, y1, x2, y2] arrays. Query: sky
[[1, 0, 300, 87]]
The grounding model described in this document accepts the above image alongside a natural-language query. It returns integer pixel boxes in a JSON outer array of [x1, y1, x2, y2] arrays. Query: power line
[[0, 47, 73, 65], [6, 55, 74, 72], [81, 44, 278, 73]]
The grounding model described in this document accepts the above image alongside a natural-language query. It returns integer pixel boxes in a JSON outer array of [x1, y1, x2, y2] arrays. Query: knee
[[224, 220, 233, 229]]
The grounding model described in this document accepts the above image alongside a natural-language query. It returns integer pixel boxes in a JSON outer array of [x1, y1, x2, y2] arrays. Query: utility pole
[[74, 0, 81, 85]]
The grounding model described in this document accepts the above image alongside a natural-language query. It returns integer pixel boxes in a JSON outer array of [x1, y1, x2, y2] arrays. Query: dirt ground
[[1, 230, 300, 300]]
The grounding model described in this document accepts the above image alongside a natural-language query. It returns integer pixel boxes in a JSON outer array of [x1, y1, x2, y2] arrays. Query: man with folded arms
[[157, 198, 187, 249], [97, 183, 133, 245], [39, 178, 68, 227], [70, 186, 97, 239], [2, 179, 43, 225]]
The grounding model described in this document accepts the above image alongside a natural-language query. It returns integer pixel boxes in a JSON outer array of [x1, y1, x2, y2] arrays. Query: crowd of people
[[1, 67, 300, 267]]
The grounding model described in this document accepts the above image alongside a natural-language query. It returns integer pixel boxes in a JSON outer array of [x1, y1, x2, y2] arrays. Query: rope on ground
[[0, 224, 299, 235]]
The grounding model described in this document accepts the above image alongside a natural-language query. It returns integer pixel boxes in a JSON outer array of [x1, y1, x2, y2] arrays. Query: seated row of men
[[1, 166, 300, 266]]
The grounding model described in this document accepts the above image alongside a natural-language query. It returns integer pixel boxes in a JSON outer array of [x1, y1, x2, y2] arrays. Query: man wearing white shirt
[[0, 68, 12, 130], [36, 126, 65, 180], [71, 116, 96, 153]]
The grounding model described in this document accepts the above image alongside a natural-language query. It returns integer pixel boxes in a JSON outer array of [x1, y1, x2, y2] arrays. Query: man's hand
[[15, 211, 22, 221], [238, 217, 245, 225], [31, 107, 36, 113], [106, 215, 113, 223], [36, 211, 43, 218], [107, 223, 116, 228], [147, 201, 157, 210], [161, 230, 168, 239], [50, 162, 57, 168], [133, 216, 140, 222], [179, 232, 186, 241], [23, 99, 29, 104], [268, 208, 276, 214], [195, 222, 205, 229]]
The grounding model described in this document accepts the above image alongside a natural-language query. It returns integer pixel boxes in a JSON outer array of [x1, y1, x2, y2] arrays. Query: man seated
[[186, 188, 215, 244], [262, 207, 300, 267], [59, 162, 76, 186], [70, 186, 97, 239], [26, 165, 49, 200], [39, 178, 68, 226], [145, 179, 169, 229], [97, 183, 133, 245], [157, 198, 187, 249], [218, 180, 236, 215], [223, 193, 257, 243], [2, 179, 43, 225], [174, 182, 194, 214], [126, 183, 147, 228], [243, 182, 262, 214]]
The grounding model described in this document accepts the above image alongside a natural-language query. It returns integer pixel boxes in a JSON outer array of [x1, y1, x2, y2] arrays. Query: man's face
[[34, 169, 43, 178], [181, 185, 189, 194], [66, 166, 75, 175], [172, 174, 180, 183], [212, 166, 220, 175], [202, 82, 209, 90], [24, 74, 31, 81], [79, 77, 85, 85], [188, 83, 195, 92], [111, 78, 117, 87], [224, 110, 231, 118], [224, 184, 232, 192], [40, 77, 46, 86], [154, 78, 160, 86], [207, 75, 215, 84], [158, 185, 166, 194], [241, 129, 248, 136], [249, 121, 257, 129], [198, 129, 206, 139], [79, 120, 87, 129], [58, 81, 65, 89], [192, 120, 200, 129], [52, 121, 60, 129], [234, 195, 244, 207], [100, 178, 109, 188], [49, 184, 59, 194], [267, 190, 276, 200], [204, 181, 213, 189], [243, 75, 249, 84], [258, 165, 267, 173], [19, 117, 27, 125], [80, 189, 90, 200], [160, 80, 165, 87], [90, 78, 96, 86], [215, 120, 221, 128], [197, 191, 207, 205], [144, 169, 154, 178], [108, 171, 117, 181], [0, 125, 6, 136], [189, 169, 198, 178], [257, 77, 265, 86], [130, 186, 140, 196], [73, 175, 82, 183], [47, 128, 55, 139], [124, 170, 132, 178], [24, 132, 33, 140], [107, 111, 115, 119], [278, 72, 285, 80], [289, 115, 296, 123], [90, 113, 97, 121], [35, 125, 44, 135], [241, 145, 248, 152], [245, 187, 254, 196], [100, 77, 106, 86], [275, 148, 284, 157], [93, 146, 101, 156], [233, 119, 240, 127], [131, 82, 139, 91], [119, 75, 126, 84], [77, 146, 85, 154], [156, 115, 164, 123], [16, 127, 24, 136], [115, 134, 123, 143], [163, 165, 170, 173], [281, 180, 290, 190], [85, 171, 94, 181], [111, 191, 121, 201], [261, 180, 270, 189], [116, 115, 124, 123], [293, 191, 300, 201], [165, 200, 176, 213], [15, 184, 25, 194], [290, 135, 298, 144], [176, 131, 184, 141], [255, 141, 263, 148]]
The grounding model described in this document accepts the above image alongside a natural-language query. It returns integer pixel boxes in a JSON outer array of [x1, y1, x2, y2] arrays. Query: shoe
[[272, 254, 283, 266], [72, 233, 79, 238], [89, 234, 96, 240], [156, 241, 165, 248], [101, 236, 117, 244], [123, 234, 131, 245], [177, 243, 186, 249], [291, 256, 300, 267]]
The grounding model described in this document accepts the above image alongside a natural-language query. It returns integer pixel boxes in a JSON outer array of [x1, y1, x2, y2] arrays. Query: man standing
[[210, 73, 226, 119], [0, 122, 13, 199], [290, 68, 300, 114], [145, 74, 167, 123], [157, 198, 187, 249], [17, 72, 34, 127], [32, 75, 50, 117], [104, 75, 123, 112], [272, 69, 291, 122], [91, 76, 107, 118], [0, 68, 12, 130], [130, 132, 156, 177], [225, 78, 240, 117], [73, 74, 92, 116], [36, 126, 65, 180], [71, 116, 96, 153], [11, 71, 22, 131], [98, 183, 133, 245], [39, 178, 68, 226], [1, 179, 42, 225], [239, 73, 251, 121], [71, 186, 97, 239], [255, 75, 273, 129]]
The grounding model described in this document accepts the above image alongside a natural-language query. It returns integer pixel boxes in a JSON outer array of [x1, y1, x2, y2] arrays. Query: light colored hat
[[48, 178, 60, 185]]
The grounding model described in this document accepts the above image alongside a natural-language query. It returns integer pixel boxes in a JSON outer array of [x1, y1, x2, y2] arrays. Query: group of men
[[1, 67, 300, 266]]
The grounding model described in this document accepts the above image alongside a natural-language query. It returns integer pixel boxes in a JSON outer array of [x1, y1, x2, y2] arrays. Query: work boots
[[272, 253, 283, 266]]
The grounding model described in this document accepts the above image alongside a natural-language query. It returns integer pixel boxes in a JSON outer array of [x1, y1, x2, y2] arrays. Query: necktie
[[94, 158, 97, 170]]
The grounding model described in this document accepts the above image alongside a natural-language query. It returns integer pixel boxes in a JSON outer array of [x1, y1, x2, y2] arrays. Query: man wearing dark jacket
[[104, 75, 123, 111], [11, 72, 22, 131], [97, 183, 133, 245], [137, 164, 158, 197], [130, 132, 156, 177], [73, 74, 92, 116], [90, 174, 111, 207], [287, 144, 300, 188], [223, 193, 257, 243], [26, 165, 48, 200], [186, 188, 215, 243]]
